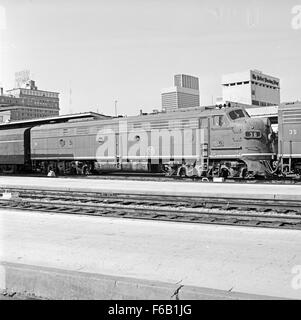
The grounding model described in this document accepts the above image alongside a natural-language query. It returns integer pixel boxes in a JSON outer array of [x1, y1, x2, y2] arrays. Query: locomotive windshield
[[228, 109, 245, 120]]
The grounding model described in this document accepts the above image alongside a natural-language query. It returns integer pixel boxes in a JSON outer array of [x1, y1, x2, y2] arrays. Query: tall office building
[[0, 79, 59, 122], [174, 74, 199, 90], [221, 70, 280, 107], [161, 74, 200, 112]]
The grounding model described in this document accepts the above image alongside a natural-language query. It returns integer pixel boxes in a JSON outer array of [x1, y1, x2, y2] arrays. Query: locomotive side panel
[[95, 122, 121, 171], [209, 113, 242, 159], [31, 119, 122, 173], [31, 127, 75, 160], [121, 115, 202, 164]]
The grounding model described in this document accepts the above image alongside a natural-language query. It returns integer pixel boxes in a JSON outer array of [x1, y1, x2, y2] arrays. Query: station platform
[[1, 209, 300, 299], [0, 176, 301, 200]]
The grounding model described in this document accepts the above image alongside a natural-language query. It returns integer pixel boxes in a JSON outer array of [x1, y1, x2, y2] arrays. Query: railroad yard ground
[[0, 176, 301, 300], [1, 208, 301, 299]]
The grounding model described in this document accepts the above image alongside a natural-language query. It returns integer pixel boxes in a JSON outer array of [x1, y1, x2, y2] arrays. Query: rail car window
[[228, 109, 245, 120]]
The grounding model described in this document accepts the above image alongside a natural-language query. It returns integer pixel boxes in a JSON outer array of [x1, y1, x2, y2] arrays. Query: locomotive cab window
[[228, 109, 245, 120]]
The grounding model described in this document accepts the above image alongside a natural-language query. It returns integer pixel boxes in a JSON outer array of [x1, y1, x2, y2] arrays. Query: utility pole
[[114, 100, 118, 117], [69, 80, 72, 114], [0, 7, 6, 87]]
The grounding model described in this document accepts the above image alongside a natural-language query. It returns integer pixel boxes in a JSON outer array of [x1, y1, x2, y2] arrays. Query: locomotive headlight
[[245, 130, 262, 139], [97, 136, 105, 144]]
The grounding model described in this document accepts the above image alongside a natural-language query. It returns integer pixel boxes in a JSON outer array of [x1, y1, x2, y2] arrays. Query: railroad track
[[0, 187, 301, 230]]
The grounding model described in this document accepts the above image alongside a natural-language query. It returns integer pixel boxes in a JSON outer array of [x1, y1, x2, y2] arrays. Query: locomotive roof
[[121, 106, 245, 123], [31, 105, 247, 130]]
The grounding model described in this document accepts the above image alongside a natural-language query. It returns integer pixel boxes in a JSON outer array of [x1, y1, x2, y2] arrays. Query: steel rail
[[1, 187, 301, 212], [0, 187, 300, 230]]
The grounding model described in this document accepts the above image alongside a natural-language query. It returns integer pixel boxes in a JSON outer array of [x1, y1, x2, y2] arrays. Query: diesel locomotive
[[0, 104, 281, 178]]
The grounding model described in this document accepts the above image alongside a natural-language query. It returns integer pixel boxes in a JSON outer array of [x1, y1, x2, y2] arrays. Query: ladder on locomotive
[[201, 143, 209, 171]]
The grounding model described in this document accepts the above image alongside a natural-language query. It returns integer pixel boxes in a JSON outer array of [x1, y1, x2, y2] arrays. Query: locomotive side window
[[228, 109, 245, 120], [213, 115, 227, 127]]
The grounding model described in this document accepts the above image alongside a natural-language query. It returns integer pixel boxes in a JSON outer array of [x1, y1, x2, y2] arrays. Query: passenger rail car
[[0, 126, 32, 173]]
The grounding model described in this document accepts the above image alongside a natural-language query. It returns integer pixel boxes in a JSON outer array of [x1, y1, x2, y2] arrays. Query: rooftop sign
[[251, 71, 279, 87], [15, 70, 30, 88]]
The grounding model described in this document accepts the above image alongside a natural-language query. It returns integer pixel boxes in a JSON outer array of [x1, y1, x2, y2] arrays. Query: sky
[[0, 0, 301, 116]]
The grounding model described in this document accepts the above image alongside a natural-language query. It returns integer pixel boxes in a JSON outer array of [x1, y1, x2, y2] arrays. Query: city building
[[221, 70, 280, 107], [0, 79, 59, 122], [161, 74, 200, 112]]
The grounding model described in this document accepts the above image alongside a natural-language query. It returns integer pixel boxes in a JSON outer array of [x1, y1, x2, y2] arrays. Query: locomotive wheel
[[282, 164, 290, 177], [178, 167, 186, 177], [220, 168, 229, 179], [240, 167, 247, 179]]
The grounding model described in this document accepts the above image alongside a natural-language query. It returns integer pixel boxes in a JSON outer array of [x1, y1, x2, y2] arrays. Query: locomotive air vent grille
[[76, 127, 89, 135], [150, 120, 199, 130]]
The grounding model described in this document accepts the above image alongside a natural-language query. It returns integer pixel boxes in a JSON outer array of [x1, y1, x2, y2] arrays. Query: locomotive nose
[[243, 117, 275, 156], [244, 118, 266, 140]]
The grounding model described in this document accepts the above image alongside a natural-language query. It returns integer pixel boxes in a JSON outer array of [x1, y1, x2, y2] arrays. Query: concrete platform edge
[[0, 261, 282, 300], [1, 184, 299, 201]]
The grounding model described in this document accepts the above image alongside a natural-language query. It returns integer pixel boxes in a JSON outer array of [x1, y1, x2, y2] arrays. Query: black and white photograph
[[0, 0, 301, 307]]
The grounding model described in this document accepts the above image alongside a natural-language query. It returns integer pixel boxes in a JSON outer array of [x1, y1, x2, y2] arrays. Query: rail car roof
[[246, 106, 278, 118], [0, 112, 111, 130], [278, 102, 301, 110]]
